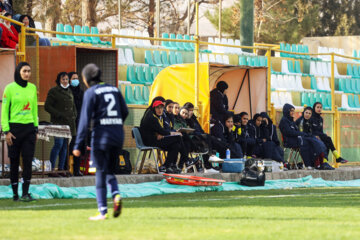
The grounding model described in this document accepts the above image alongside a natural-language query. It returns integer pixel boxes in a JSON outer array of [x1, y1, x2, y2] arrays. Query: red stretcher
[[163, 174, 226, 186]]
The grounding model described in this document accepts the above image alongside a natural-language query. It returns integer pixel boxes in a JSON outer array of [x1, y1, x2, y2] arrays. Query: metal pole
[[194, 1, 199, 109], [118, 0, 121, 31], [156, 0, 160, 38], [331, 53, 335, 111], [218, 0, 222, 39], [266, 49, 271, 112], [187, 0, 191, 35]]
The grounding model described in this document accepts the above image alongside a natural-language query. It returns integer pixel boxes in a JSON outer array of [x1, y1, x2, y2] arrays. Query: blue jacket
[[279, 104, 306, 148], [310, 111, 324, 137], [74, 83, 128, 151]]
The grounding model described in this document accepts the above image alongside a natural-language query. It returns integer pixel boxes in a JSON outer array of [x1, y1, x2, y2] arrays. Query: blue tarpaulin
[[1, 176, 360, 200]]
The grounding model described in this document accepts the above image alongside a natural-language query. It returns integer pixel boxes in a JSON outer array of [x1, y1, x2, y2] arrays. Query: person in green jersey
[[1, 62, 38, 202]]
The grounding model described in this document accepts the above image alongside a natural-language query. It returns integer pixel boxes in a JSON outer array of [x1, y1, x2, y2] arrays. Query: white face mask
[[61, 83, 69, 89]]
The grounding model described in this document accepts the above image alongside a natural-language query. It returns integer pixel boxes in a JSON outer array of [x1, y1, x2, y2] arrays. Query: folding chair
[[284, 147, 303, 169], [132, 127, 165, 174]]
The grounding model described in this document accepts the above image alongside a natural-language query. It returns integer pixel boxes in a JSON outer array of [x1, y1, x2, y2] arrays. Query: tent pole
[[194, 1, 200, 110], [232, 69, 248, 109], [248, 70, 252, 118]]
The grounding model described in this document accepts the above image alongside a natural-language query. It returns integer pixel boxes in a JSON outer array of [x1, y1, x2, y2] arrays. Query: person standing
[[69, 72, 84, 176], [45, 72, 77, 173], [73, 63, 128, 220], [1, 62, 38, 201], [210, 81, 230, 122]]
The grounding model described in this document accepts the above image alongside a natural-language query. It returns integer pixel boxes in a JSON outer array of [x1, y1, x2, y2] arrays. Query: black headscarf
[[282, 103, 295, 121], [260, 112, 273, 125], [82, 63, 102, 86], [216, 81, 228, 93], [14, 62, 30, 88], [312, 102, 322, 119]]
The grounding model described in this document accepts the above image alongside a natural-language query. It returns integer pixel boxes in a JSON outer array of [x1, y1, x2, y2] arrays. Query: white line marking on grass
[[1, 201, 95, 210]]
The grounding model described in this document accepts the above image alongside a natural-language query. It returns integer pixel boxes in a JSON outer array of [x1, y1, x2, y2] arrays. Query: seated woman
[[279, 103, 333, 170], [233, 112, 256, 158], [140, 97, 195, 173], [247, 113, 264, 158], [311, 102, 348, 164], [0, 13, 18, 49], [163, 99, 175, 131], [211, 113, 243, 159], [295, 106, 313, 134], [259, 112, 285, 163]]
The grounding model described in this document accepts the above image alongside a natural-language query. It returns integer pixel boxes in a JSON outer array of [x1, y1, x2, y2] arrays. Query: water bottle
[[226, 149, 231, 159]]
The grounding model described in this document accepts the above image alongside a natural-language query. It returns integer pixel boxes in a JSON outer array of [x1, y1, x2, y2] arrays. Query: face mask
[[61, 83, 69, 89], [71, 79, 80, 87]]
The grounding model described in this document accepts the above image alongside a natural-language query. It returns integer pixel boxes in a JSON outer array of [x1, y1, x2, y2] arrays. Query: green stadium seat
[[169, 51, 177, 65], [183, 34, 193, 51], [301, 92, 310, 106], [285, 43, 291, 58], [82, 26, 95, 44], [345, 78, 355, 93], [353, 50, 358, 58], [56, 23, 68, 41], [160, 51, 170, 67], [52, 42, 60, 46], [134, 85, 144, 104], [280, 43, 285, 57], [153, 50, 163, 66], [125, 85, 136, 104], [246, 57, 253, 66], [339, 78, 347, 92], [175, 52, 183, 64], [259, 56, 266, 67], [356, 79, 360, 93], [353, 65, 360, 78], [294, 60, 302, 74], [310, 77, 318, 90], [74, 25, 90, 43], [152, 67, 161, 80], [142, 86, 150, 105], [354, 94, 360, 108], [145, 50, 156, 66], [314, 93, 322, 104], [176, 34, 186, 51], [303, 45, 310, 59], [291, 44, 299, 58], [169, 33, 179, 50], [136, 66, 146, 84], [347, 64, 354, 76], [126, 65, 138, 83], [190, 36, 196, 51], [161, 33, 172, 48], [326, 93, 332, 109], [239, 56, 247, 66], [91, 27, 108, 45], [351, 79, 360, 94], [143, 66, 153, 84], [64, 24, 75, 41], [287, 60, 296, 74], [348, 94, 356, 108], [321, 93, 330, 110], [309, 92, 316, 106]]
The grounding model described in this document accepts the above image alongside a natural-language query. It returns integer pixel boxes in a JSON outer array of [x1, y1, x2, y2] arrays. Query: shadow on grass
[[1, 187, 360, 211]]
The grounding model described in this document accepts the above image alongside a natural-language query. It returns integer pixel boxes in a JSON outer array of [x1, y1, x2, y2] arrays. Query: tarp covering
[[1, 176, 360, 199]]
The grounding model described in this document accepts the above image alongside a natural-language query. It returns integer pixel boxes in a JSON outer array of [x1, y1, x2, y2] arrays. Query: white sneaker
[[306, 166, 313, 170], [208, 155, 224, 163], [205, 168, 220, 173]]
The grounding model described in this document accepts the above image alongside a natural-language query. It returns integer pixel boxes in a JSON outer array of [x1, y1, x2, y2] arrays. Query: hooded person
[[163, 99, 175, 131], [279, 103, 333, 170], [73, 63, 128, 220], [295, 106, 313, 134], [0, 12, 18, 49], [1, 62, 38, 201], [45, 71, 77, 173], [234, 112, 255, 157], [259, 112, 284, 163], [140, 98, 196, 173], [210, 81, 230, 122], [311, 102, 348, 164]]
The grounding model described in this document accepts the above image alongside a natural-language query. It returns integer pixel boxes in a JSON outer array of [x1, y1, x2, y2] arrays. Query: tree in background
[[205, 0, 360, 44]]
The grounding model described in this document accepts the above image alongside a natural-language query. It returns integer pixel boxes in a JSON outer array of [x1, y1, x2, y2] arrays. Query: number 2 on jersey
[[104, 93, 118, 116]]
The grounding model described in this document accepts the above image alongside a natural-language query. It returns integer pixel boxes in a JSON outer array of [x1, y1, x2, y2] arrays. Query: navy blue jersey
[[74, 83, 128, 151]]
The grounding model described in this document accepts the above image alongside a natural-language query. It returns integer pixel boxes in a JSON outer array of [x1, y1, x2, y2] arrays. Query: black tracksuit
[[310, 111, 336, 153], [234, 124, 256, 157], [210, 88, 229, 122], [295, 116, 312, 134], [210, 120, 243, 159]]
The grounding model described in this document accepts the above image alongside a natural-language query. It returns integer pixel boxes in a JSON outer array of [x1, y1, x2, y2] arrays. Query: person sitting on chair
[[233, 112, 256, 158]]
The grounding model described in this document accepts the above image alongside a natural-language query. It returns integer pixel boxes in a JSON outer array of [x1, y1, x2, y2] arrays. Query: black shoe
[[319, 162, 335, 170], [20, 193, 36, 202], [172, 166, 181, 174], [73, 171, 83, 177], [13, 195, 19, 202], [48, 173, 61, 178], [297, 163, 304, 169], [165, 167, 175, 174], [158, 165, 166, 173], [336, 157, 348, 164]]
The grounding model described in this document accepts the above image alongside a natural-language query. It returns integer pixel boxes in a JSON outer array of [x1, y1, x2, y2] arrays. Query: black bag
[[115, 150, 132, 174], [240, 159, 265, 187], [191, 135, 209, 153]]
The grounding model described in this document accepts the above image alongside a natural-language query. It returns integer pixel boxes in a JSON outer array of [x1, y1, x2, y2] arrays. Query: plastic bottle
[[226, 149, 231, 159]]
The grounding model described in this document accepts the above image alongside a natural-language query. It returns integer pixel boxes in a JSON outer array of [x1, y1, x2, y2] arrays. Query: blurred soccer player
[[73, 63, 128, 220]]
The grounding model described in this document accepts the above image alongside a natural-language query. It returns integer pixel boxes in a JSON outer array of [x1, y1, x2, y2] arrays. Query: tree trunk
[[148, 0, 155, 39], [44, 0, 61, 37], [26, 0, 33, 16]]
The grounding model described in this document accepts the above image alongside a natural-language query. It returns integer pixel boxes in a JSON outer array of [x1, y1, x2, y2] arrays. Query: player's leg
[[20, 129, 36, 201], [89, 148, 108, 220], [106, 147, 122, 218]]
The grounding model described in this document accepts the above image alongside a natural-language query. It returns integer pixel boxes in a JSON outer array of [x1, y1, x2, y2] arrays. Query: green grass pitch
[[1, 187, 360, 240]]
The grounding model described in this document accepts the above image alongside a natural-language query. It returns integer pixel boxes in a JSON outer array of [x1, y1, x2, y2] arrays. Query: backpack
[[115, 150, 132, 174], [240, 159, 266, 187]]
